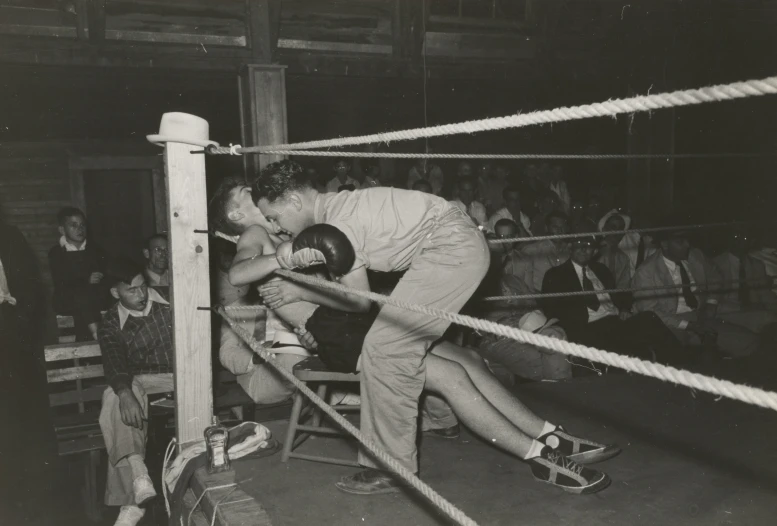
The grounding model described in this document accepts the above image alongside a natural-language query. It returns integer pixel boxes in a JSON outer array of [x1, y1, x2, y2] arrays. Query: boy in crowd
[[48, 207, 111, 340], [97, 259, 173, 526], [142, 233, 169, 287]]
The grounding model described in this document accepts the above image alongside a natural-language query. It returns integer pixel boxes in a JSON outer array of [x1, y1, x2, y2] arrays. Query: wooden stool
[[281, 356, 361, 467]]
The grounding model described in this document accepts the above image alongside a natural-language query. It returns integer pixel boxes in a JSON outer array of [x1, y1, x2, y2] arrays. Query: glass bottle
[[204, 416, 231, 474]]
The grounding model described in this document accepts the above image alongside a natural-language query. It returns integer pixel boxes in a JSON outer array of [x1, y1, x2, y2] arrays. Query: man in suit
[[541, 235, 689, 368], [632, 226, 774, 357]]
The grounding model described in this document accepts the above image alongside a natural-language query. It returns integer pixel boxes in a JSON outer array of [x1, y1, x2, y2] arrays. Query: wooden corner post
[[164, 141, 213, 447]]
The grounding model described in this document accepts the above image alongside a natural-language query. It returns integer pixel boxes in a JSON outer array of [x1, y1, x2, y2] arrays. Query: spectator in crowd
[[584, 195, 605, 227], [411, 179, 434, 194], [359, 161, 383, 188], [541, 234, 692, 368], [478, 162, 510, 216], [326, 158, 361, 193], [456, 160, 474, 178], [450, 176, 487, 228], [713, 229, 777, 310], [598, 209, 652, 272], [596, 212, 634, 292], [519, 211, 572, 293], [303, 165, 327, 193], [97, 259, 173, 526], [547, 165, 571, 214], [48, 207, 111, 341], [406, 154, 444, 196], [142, 233, 168, 287], [632, 222, 776, 357], [486, 186, 532, 235], [530, 190, 562, 237]]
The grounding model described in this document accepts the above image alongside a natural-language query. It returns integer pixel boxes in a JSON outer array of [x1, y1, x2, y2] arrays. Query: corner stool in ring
[[281, 356, 361, 467]]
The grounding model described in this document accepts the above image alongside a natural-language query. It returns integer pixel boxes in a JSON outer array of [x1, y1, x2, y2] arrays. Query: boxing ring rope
[[204, 76, 777, 155], [215, 306, 481, 526], [260, 269, 777, 413], [234, 151, 777, 160]]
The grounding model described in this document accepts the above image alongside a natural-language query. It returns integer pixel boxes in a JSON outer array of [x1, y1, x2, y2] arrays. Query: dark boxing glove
[[282, 224, 356, 278]]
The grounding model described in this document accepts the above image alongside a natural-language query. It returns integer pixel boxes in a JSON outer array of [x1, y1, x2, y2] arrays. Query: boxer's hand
[[294, 326, 318, 351], [258, 280, 304, 309]]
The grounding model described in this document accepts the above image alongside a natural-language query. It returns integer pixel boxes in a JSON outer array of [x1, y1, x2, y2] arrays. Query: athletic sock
[[523, 439, 545, 460], [127, 454, 149, 480], [536, 421, 557, 438]]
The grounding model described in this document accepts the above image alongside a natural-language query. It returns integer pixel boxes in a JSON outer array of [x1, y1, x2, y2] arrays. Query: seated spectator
[[518, 211, 572, 293], [541, 235, 692, 367], [142, 233, 168, 287], [598, 209, 654, 272], [97, 259, 173, 526], [455, 160, 474, 178], [359, 161, 383, 188], [530, 190, 561, 237], [450, 176, 487, 228], [48, 207, 111, 341], [326, 158, 361, 193], [486, 186, 532, 235], [479, 163, 510, 216], [596, 212, 634, 292], [583, 195, 605, 228], [303, 166, 327, 193], [411, 179, 434, 194], [712, 229, 777, 310], [406, 155, 444, 196], [338, 184, 356, 192], [632, 222, 776, 357], [547, 165, 571, 214]]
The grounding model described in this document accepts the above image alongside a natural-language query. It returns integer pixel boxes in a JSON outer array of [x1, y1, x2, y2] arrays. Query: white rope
[[215, 307, 480, 526], [254, 150, 776, 160], [272, 269, 777, 412], [207, 76, 777, 154]]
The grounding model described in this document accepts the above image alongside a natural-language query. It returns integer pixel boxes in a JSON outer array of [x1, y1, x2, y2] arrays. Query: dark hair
[[494, 218, 518, 232], [502, 186, 520, 200], [252, 160, 311, 203], [105, 258, 144, 287], [545, 210, 569, 227], [209, 176, 246, 236], [412, 180, 433, 192], [57, 206, 85, 226], [146, 233, 167, 249], [338, 184, 356, 192], [333, 157, 350, 168]]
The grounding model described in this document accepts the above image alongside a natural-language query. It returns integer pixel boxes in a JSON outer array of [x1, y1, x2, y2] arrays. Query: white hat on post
[[146, 112, 220, 148]]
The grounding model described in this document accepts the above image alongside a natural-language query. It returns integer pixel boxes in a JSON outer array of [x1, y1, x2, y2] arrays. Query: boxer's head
[[209, 176, 273, 236], [253, 160, 318, 237]]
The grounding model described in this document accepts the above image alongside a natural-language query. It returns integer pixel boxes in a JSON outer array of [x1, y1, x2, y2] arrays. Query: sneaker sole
[[567, 445, 622, 465], [538, 473, 611, 495], [334, 481, 404, 496]]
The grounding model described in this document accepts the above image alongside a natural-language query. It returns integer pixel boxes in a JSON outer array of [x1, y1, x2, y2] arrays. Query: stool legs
[[281, 391, 305, 463]]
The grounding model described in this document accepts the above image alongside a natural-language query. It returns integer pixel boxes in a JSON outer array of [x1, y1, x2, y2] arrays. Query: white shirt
[[60, 235, 86, 252], [450, 199, 488, 227], [572, 261, 617, 323], [325, 176, 361, 193], [661, 256, 697, 315], [486, 207, 532, 234], [117, 287, 169, 329]]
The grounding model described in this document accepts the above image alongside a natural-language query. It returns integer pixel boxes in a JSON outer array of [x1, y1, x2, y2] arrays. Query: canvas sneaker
[[538, 426, 621, 464], [114, 505, 145, 526], [132, 474, 156, 505], [528, 447, 611, 495]]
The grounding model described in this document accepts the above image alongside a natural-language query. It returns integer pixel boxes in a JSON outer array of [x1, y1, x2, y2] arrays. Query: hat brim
[[534, 318, 560, 333], [146, 134, 219, 148]]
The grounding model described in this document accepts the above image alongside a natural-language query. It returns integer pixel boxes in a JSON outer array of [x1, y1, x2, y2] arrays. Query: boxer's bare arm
[[228, 225, 282, 286]]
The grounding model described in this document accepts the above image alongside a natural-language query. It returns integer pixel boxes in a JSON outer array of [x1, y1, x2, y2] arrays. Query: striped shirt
[[98, 288, 173, 393]]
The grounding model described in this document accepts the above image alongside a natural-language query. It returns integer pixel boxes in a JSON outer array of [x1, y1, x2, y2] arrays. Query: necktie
[[582, 267, 601, 311], [738, 256, 750, 306], [678, 262, 699, 309]]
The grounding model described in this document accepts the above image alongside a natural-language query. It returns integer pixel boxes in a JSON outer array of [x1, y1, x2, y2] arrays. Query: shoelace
[[546, 450, 584, 476]]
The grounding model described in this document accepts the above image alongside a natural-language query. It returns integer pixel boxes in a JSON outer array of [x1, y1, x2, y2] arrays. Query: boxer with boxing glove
[[252, 160, 493, 494]]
